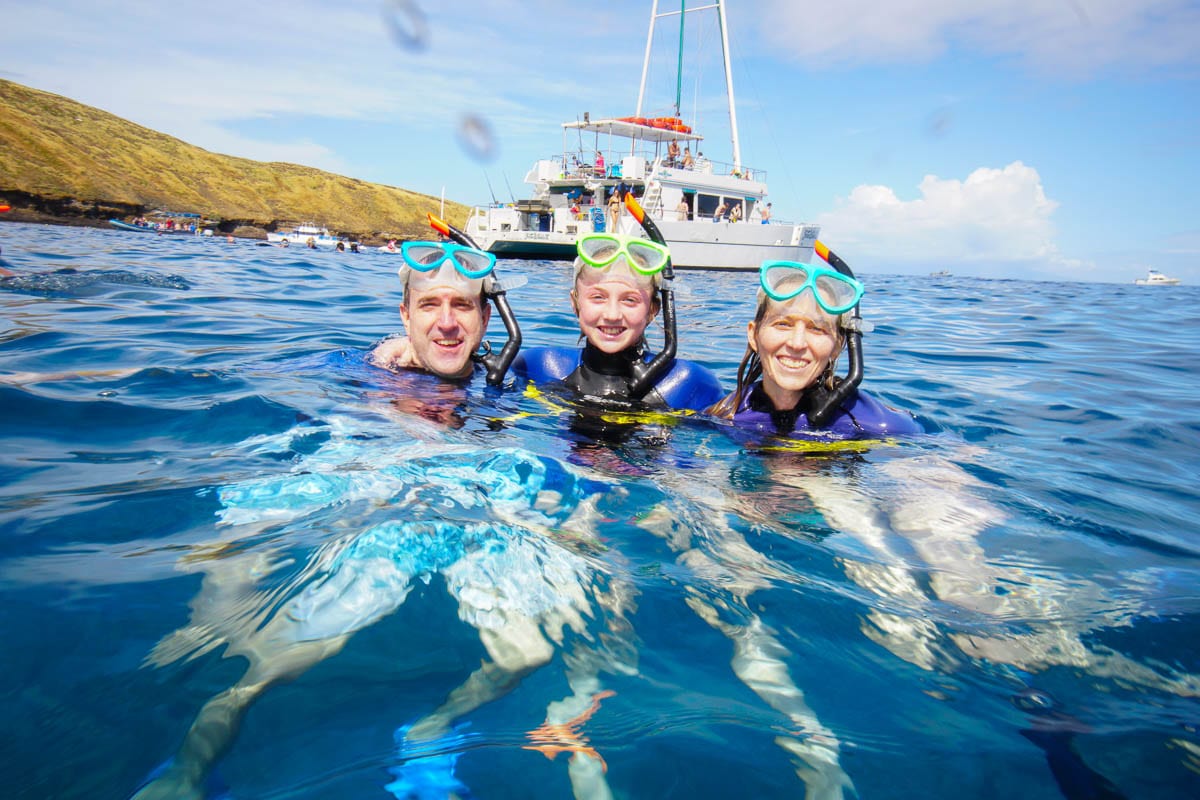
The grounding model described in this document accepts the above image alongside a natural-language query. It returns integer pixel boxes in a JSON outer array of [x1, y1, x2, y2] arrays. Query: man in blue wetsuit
[[369, 238, 521, 391], [370, 243, 494, 380]]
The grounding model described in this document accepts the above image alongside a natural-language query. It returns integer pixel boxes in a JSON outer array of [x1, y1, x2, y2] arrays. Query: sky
[[2, 0, 1199, 283]]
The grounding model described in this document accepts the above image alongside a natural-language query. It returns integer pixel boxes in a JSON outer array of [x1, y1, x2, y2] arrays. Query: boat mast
[[636, 0, 687, 118], [674, 0, 686, 117], [635, 0, 659, 117], [636, 1, 741, 170], [716, 0, 741, 171]]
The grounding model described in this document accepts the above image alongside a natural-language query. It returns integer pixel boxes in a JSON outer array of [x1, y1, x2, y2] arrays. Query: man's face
[[399, 286, 491, 379]]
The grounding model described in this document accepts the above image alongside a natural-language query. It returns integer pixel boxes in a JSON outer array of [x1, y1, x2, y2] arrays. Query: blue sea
[[1, 222, 1198, 800]]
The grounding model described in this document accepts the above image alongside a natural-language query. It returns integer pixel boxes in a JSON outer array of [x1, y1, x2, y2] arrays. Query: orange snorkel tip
[[814, 240, 831, 264], [426, 212, 451, 238], [623, 193, 646, 224]]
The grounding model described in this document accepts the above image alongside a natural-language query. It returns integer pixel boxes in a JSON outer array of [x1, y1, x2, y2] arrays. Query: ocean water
[[1, 221, 1198, 800]]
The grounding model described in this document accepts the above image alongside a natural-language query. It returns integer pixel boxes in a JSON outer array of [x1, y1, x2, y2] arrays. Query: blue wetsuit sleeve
[[511, 347, 581, 385], [654, 359, 725, 412]]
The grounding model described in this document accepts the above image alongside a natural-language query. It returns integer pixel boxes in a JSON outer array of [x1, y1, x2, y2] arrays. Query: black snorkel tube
[[804, 240, 865, 427], [621, 193, 678, 401], [426, 213, 521, 387]]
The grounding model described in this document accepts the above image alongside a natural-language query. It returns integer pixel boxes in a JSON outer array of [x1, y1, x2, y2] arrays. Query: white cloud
[[753, 0, 1200, 75], [816, 161, 1090, 275]]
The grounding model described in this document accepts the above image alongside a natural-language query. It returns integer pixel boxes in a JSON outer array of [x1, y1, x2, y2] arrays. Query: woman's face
[[572, 262, 657, 354], [748, 293, 839, 409]]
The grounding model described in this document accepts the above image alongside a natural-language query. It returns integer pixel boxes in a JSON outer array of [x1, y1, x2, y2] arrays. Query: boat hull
[[266, 232, 342, 248], [109, 219, 202, 234]]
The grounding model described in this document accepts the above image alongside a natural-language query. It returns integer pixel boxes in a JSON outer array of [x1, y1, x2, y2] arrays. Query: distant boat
[[109, 217, 209, 235], [1133, 269, 1181, 286], [266, 223, 341, 248], [929, 269, 951, 277]]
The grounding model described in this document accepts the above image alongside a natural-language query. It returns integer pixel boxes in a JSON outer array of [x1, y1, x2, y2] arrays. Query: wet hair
[[707, 285, 846, 419]]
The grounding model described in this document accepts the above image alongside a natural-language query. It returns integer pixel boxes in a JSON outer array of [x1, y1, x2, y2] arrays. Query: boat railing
[[549, 146, 767, 183]]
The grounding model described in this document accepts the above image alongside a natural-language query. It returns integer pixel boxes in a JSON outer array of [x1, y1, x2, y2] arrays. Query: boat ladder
[[642, 160, 666, 219]]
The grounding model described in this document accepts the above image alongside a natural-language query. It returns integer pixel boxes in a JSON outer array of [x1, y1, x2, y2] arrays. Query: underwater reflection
[[132, 416, 643, 800]]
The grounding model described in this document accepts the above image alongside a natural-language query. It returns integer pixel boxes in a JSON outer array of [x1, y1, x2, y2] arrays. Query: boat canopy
[[563, 118, 703, 144]]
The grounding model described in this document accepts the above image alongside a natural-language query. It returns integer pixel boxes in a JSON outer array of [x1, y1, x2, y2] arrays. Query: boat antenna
[[804, 240, 865, 427], [483, 170, 498, 206], [502, 172, 517, 204], [622, 193, 677, 401], [426, 212, 521, 387]]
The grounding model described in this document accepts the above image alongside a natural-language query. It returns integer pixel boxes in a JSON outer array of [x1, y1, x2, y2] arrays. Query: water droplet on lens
[[382, 0, 429, 51], [457, 114, 497, 163]]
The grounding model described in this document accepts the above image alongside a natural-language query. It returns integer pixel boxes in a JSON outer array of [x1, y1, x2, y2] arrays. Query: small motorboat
[[1133, 269, 1181, 286], [267, 223, 341, 248]]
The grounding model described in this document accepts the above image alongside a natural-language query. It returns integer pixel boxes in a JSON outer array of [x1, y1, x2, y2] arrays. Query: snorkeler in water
[[369, 214, 521, 387], [708, 242, 921, 439], [511, 195, 723, 412]]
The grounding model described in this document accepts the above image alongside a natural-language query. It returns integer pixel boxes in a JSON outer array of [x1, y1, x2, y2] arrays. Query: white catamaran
[[464, 0, 819, 270]]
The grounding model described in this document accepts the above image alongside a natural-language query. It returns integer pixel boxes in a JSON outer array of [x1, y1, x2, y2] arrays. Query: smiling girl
[[511, 233, 722, 411]]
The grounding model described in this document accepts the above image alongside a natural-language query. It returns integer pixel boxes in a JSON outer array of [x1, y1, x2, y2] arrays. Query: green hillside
[[0, 79, 468, 241]]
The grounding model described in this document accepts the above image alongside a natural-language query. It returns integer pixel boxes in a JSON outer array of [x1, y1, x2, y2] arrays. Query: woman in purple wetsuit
[[708, 254, 922, 439]]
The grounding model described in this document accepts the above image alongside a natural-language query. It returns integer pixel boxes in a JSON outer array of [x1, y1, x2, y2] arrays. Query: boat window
[[696, 194, 719, 219]]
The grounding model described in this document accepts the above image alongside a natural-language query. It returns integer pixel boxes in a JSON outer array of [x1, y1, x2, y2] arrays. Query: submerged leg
[[132, 632, 351, 799], [688, 595, 855, 800]]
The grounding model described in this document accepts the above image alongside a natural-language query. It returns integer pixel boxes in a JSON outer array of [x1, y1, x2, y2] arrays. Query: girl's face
[[572, 261, 657, 354], [748, 293, 839, 409]]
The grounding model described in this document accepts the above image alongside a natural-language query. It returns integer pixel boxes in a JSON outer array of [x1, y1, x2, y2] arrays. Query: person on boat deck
[[676, 197, 690, 221], [606, 187, 622, 232], [594, 150, 605, 177], [510, 233, 722, 411], [681, 146, 694, 169], [713, 200, 728, 222], [368, 241, 497, 381], [666, 139, 680, 167], [729, 202, 743, 223], [759, 202, 772, 224], [707, 260, 922, 437]]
